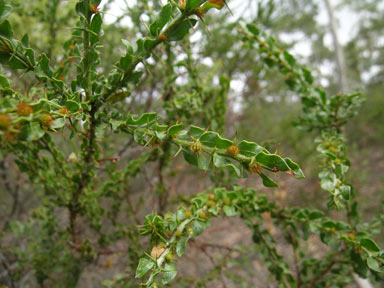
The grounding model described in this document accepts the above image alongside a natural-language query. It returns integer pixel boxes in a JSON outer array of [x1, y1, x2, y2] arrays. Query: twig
[[306, 249, 345, 288]]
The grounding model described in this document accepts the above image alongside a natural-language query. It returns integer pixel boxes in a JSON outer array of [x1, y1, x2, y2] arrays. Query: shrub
[[0, 0, 383, 287]]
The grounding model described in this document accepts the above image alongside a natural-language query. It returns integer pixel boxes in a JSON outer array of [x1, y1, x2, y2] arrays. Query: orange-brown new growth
[[227, 144, 240, 157], [0, 45, 10, 52], [190, 141, 202, 155], [178, 0, 186, 10], [4, 131, 16, 143], [195, 7, 206, 18], [58, 107, 70, 116], [158, 34, 168, 41], [198, 210, 208, 220], [208, 0, 225, 8], [249, 163, 261, 174], [0, 114, 12, 130], [89, 3, 99, 14], [150, 245, 165, 259], [17, 102, 33, 117], [150, 138, 162, 148], [68, 43, 75, 51], [40, 113, 53, 128]]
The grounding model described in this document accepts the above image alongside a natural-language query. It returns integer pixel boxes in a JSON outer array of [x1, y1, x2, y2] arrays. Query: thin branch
[[306, 249, 345, 288]]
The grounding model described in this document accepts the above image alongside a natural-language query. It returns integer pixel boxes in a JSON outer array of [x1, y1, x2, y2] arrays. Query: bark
[[324, 0, 348, 91], [353, 274, 374, 288]]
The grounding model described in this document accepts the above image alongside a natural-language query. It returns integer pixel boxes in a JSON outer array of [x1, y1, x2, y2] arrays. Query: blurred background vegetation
[[1, 0, 383, 287]]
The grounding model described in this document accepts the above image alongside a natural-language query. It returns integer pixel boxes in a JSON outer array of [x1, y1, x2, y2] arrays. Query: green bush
[[0, 0, 383, 287]]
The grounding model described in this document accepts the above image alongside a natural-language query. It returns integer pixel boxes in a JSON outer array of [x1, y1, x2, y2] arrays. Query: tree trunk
[[324, 0, 348, 91]]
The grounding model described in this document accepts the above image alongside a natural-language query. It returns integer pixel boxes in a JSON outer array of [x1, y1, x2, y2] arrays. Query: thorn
[[224, 0, 233, 16], [204, 124, 211, 133]]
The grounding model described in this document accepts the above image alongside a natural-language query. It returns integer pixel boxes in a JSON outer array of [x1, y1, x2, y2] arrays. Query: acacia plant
[[0, 0, 383, 287]]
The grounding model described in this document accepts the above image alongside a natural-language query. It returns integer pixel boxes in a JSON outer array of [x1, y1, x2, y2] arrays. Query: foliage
[[0, 0, 383, 288]]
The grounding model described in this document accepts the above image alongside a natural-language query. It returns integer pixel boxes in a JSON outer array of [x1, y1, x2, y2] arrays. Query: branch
[[306, 249, 345, 288]]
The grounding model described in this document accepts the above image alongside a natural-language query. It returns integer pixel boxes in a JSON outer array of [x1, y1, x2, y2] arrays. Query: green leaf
[[320, 178, 335, 192], [340, 185, 351, 200], [24, 47, 35, 66], [95, 123, 107, 139], [335, 221, 350, 231], [162, 262, 177, 285], [186, 0, 201, 10], [18, 122, 45, 141], [367, 257, 382, 273], [126, 71, 143, 84], [259, 172, 279, 187], [75, 0, 87, 18], [308, 210, 324, 220], [302, 68, 313, 84], [316, 88, 328, 105], [51, 118, 66, 129], [121, 39, 134, 54], [256, 152, 290, 171], [0, 52, 28, 69], [199, 131, 217, 147], [322, 221, 336, 229], [360, 238, 381, 253], [150, 3, 172, 36], [183, 149, 198, 167], [109, 119, 124, 131], [246, 24, 260, 36], [144, 39, 157, 51], [197, 154, 210, 171], [223, 205, 237, 216], [176, 209, 186, 222], [192, 220, 206, 236], [0, 74, 9, 87], [0, 19, 13, 39], [176, 237, 188, 257], [283, 51, 296, 66], [188, 125, 204, 138], [167, 19, 197, 42], [135, 258, 154, 278], [183, 150, 210, 171], [155, 124, 167, 132], [285, 158, 305, 178], [38, 54, 53, 78], [90, 13, 103, 45], [66, 100, 80, 112], [0, 0, 12, 21], [213, 154, 241, 177], [126, 112, 157, 126], [135, 38, 145, 55], [351, 250, 368, 278], [119, 54, 132, 70], [168, 123, 183, 137], [238, 140, 263, 157], [215, 135, 233, 149], [21, 34, 29, 47]]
